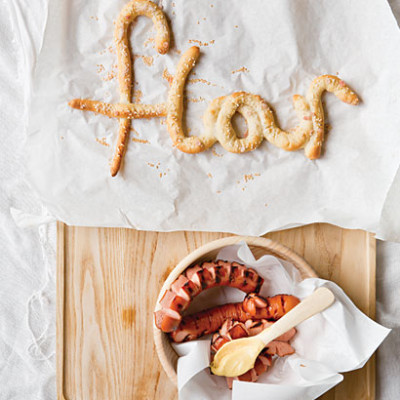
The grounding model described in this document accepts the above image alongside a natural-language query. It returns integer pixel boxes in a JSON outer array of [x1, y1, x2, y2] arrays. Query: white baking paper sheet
[[25, 0, 400, 236], [172, 242, 390, 400]]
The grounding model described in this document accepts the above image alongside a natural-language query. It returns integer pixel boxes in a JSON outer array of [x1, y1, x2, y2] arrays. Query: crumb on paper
[[144, 36, 155, 48], [232, 66, 249, 74], [90, 16, 99, 21], [188, 39, 215, 47], [241, 173, 261, 183], [300, 364, 306, 367], [134, 54, 154, 67], [101, 64, 118, 82], [97, 64, 105, 74], [162, 68, 174, 85], [133, 90, 143, 103], [264, 203, 268, 207], [244, 174, 254, 183], [207, 173, 213, 178], [187, 96, 206, 103], [60, 136, 64, 140], [212, 149, 223, 157], [236, 173, 261, 191], [102, 71, 116, 82], [132, 128, 140, 137], [96, 137, 110, 147], [132, 138, 150, 144], [234, 25, 238, 28], [188, 78, 216, 87], [98, 45, 115, 55], [146, 161, 168, 178], [216, 190, 221, 194]]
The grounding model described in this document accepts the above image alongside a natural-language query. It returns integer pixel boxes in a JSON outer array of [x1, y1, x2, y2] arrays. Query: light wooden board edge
[[57, 221, 67, 400], [367, 231, 377, 400], [332, 229, 376, 400], [349, 230, 376, 400], [367, 232, 376, 320]]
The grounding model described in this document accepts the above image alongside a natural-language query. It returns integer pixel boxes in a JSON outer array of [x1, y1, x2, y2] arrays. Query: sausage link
[[242, 293, 300, 319], [169, 293, 300, 342], [155, 261, 264, 332]]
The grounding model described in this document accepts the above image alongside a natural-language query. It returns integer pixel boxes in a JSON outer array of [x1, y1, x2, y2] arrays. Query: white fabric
[[0, 1, 399, 400], [0, 1, 55, 399]]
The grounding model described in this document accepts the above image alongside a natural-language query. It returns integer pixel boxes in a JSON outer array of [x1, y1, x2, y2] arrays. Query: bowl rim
[[153, 235, 317, 385]]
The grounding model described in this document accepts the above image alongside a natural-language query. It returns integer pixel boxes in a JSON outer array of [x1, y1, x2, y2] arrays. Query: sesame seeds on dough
[[68, 1, 359, 176]]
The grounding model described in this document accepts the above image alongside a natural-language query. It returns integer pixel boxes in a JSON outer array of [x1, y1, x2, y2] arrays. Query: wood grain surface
[[57, 223, 376, 400]]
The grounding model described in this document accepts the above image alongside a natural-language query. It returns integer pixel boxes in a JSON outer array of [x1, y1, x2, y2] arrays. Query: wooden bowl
[[153, 235, 317, 385]]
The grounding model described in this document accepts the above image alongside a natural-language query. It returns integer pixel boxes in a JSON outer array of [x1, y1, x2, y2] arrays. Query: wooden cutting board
[[57, 223, 376, 400]]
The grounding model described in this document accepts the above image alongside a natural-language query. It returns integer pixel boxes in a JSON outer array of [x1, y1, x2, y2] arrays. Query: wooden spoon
[[210, 287, 335, 377]]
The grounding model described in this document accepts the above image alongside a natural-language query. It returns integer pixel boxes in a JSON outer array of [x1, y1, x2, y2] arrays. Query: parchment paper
[[25, 0, 400, 236], [172, 242, 390, 400]]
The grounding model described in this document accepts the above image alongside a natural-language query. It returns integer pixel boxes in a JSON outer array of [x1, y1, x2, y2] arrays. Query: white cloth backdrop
[[0, 0, 399, 399], [1, 1, 56, 399]]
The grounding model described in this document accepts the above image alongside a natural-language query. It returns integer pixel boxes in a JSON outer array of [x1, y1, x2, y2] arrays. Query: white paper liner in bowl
[[172, 242, 390, 400]]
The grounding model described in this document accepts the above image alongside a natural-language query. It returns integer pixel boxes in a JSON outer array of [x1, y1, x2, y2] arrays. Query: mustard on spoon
[[210, 287, 335, 377]]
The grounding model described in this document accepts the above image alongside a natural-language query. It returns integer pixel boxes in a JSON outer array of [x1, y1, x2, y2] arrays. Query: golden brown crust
[[166, 46, 218, 153], [69, 2, 359, 170], [215, 92, 265, 153], [110, 0, 170, 176], [166, 49, 359, 157], [111, 119, 130, 177], [68, 0, 170, 176], [304, 75, 359, 159], [68, 99, 167, 119]]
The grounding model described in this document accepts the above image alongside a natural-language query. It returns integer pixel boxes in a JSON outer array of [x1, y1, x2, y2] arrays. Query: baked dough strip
[[112, 0, 169, 176], [68, 99, 167, 119], [68, 0, 359, 175], [167, 46, 359, 157]]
